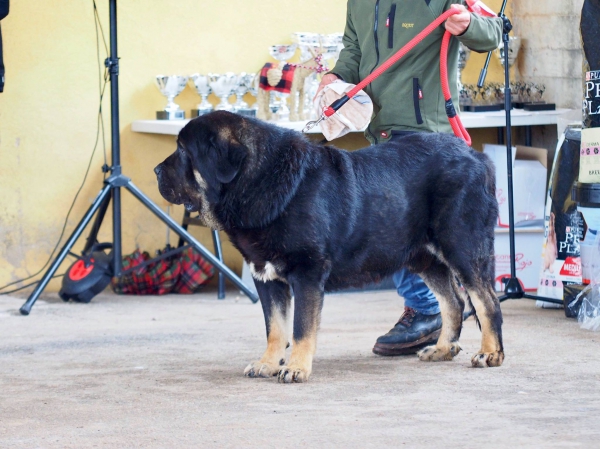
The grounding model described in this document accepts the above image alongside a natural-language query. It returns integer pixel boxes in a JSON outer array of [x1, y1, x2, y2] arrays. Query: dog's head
[[154, 111, 249, 229], [155, 110, 309, 230]]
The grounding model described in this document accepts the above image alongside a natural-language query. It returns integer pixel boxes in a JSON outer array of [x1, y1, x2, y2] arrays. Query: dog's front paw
[[244, 359, 285, 378], [417, 342, 461, 362], [277, 365, 311, 383], [471, 351, 504, 368]]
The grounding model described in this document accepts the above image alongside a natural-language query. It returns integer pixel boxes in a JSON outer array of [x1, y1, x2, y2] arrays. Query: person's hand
[[445, 4, 471, 36], [314, 73, 340, 101]]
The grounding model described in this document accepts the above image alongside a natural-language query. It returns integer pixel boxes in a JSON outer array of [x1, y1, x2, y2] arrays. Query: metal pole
[[108, 0, 122, 277]]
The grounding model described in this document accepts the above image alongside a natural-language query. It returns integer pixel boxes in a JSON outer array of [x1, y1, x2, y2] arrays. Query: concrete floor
[[1, 288, 599, 448]]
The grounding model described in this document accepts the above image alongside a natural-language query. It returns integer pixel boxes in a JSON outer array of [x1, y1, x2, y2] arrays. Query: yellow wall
[[0, 0, 507, 293]]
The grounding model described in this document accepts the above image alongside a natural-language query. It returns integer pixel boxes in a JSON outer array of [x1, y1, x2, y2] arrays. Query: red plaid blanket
[[259, 62, 295, 94], [112, 247, 215, 295]]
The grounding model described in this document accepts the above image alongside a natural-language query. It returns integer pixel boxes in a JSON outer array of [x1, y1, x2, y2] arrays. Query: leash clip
[[302, 115, 325, 133]]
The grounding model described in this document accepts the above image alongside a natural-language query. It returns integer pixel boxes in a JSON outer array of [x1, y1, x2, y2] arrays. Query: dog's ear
[[212, 135, 247, 184]]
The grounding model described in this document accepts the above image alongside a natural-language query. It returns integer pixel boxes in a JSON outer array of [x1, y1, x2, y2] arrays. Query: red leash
[[305, 5, 494, 146]]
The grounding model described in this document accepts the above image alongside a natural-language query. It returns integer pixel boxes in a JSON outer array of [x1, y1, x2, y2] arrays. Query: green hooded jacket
[[331, 0, 503, 144]]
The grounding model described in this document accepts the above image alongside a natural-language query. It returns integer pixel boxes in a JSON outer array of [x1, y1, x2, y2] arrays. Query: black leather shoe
[[373, 306, 475, 356], [372, 307, 442, 356]]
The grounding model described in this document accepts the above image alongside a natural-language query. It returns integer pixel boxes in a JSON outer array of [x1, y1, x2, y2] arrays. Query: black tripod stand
[[478, 1, 562, 306], [19, 0, 258, 315]]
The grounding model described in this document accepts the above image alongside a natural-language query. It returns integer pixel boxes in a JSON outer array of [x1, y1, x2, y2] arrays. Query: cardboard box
[[484, 144, 548, 228], [494, 227, 545, 292]]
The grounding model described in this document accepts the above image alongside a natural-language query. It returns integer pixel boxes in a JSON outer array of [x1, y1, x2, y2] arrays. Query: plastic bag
[[575, 285, 600, 331], [571, 229, 600, 330]]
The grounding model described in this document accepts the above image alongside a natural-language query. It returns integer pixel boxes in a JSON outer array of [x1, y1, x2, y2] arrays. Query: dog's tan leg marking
[[244, 304, 289, 378], [278, 332, 316, 383], [417, 264, 463, 362], [467, 286, 504, 368]]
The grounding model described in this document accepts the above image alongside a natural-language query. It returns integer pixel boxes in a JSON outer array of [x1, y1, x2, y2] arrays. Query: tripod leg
[[19, 184, 113, 315], [124, 181, 259, 303], [83, 189, 112, 254], [212, 229, 226, 300]]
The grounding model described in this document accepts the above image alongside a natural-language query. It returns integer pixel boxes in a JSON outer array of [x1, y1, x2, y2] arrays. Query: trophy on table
[[268, 44, 298, 120], [292, 32, 321, 61], [292, 33, 323, 118], [458, 42, 471, 106], [496, 36, 521, 71], [247, 73, 260, 114], [189, 74, 213, 117], [155, 75, 188, 120], [320, 33, 344, 65], [232, 72, 257, 116], [208, 73, 239, 111]]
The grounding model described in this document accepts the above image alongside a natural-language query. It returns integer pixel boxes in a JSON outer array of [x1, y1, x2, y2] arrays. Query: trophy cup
[[247, 73, 259, 114], [268, 44, 298, 120], [155, 75, 188, 120], [292, 33, 324, 118], [457, 42, 471, 105], [291, 32, 321, 60], [522, 82, 555, 110], [496, 36, 521, 74], [232, 72, 257, 116], [208, 73, 239, 111], [189, 74, 213, 117], [320, 33, 344, 65]]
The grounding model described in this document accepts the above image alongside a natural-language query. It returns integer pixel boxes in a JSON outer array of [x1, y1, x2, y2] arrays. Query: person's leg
[[372, 268, 443, 356], [394, 268, 440, 315]]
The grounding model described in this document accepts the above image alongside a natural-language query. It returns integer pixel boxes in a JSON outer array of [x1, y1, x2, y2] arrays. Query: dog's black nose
[[154, 165, 162, 176]]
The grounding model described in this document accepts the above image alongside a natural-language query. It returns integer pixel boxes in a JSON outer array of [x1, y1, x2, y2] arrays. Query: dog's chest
[[232, 234, 286, 283], [248, 261, 285, 283]]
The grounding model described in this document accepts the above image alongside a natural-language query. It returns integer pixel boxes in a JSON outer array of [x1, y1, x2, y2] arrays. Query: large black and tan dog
[[155, 111, 503, 383]]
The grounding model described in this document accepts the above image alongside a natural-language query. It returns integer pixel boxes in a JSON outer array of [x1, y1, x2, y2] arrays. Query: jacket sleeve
[[330, 1, 361, 85], [453, 0, 503, 53]]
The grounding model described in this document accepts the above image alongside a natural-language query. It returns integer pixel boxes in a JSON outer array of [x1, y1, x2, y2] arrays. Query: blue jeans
[[393, 268, 440, 315]]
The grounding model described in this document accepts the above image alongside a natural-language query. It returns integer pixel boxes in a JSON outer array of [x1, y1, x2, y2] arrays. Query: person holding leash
[[316, 0, 502, 356]]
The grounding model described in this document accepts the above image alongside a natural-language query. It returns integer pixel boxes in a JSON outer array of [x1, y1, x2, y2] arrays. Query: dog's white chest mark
[[249, 262, 281, 282]]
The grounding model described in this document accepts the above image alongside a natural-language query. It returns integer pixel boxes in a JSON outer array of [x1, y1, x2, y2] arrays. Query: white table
[[132, 109, 574, 142]]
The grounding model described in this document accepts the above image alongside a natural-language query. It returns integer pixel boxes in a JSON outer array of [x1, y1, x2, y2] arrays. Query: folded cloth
[[313, 80, 373, 141]]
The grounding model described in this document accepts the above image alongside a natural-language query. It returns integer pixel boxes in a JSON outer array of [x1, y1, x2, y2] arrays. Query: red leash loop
[[321, 8, 472, 146]]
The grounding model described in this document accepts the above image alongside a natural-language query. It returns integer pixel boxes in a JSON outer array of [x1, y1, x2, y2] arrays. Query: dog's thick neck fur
[[214, 125, 315, 230]]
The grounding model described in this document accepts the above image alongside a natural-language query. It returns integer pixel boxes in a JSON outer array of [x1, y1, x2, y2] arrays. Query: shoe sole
[[372, 329, 442, 356]]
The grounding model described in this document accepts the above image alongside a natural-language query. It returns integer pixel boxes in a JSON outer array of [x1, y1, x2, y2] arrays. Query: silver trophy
[[320, 33, 344, 65], [496, 36, 521, 70], [291, 32, 321, 60], [247, 72, 260, 114], [189, 74, 213, 117], [458, 42, 471, 103], [155, 75, 188, 120], [208, 73, 238, 111], [268, 44, 298, 120], [233, 72, 257, 116]]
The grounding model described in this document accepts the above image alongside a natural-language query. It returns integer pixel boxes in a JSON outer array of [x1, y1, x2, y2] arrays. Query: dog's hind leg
[[463, 282, 504, 368], [416, 258, 465, 362], [244, 279, 291, 378]]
